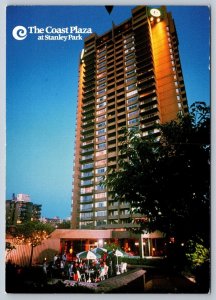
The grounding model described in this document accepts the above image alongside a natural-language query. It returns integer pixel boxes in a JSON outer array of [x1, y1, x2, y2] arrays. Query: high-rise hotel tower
[[71, 6, 188, 229]]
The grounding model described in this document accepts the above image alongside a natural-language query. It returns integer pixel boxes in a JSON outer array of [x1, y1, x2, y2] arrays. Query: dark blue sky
[[6, 6, 210, 218]]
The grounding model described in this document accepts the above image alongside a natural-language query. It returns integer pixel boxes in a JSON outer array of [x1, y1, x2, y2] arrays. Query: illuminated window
[[96, 115, 106, 122], [96, 167, 106, 174], [95, 176, 103, 183], [126, 89, 138, 97], [96, 128, 106, 135], [80, 212, 93, 219], [97, 72, 106, 78], [125, 52, 134, 60], [97, 61, 106, 68], [97, 102, 106, 109], [96, 121, 106, 128], [96, 143, 106, 150], [126, 76, 136, 83], [126, 83, 136, 91], [128, 103, 138, 111], [95, 210, 107, 217], [128, 110, 139, 118], [97, 83, 106, 90], [95, 201, 106, 208], [80, 203, 93, 211], [95, 184, 105, 191], [97, 88, 106, 95], [80, 195, 93, 202], [97, 66, 106, 73], [96, 135, 106, 143], [81, 179, 92, 186], [81, 171, 93, 178], [82, 163, 94, 170], [128, 118, 139, 125], [95, 192, 107, 199], [125, 58, 135, 65], [95, 159, 106, 167], [126, 69, 136, 77], [97, 55, 106, 63], [97, 95, 106, 102], [98, 49, 106, 56], [96, 108, 106, 115], [127, 96, 138, 104], [95, 149, 107, 157], [80, 186, 93, 194]]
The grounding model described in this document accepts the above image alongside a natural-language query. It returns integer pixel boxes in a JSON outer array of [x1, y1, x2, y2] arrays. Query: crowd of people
[[43, 251, 119, 282]]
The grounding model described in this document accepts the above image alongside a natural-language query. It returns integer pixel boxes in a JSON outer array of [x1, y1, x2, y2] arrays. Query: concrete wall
[[95, 268, 146, 293]]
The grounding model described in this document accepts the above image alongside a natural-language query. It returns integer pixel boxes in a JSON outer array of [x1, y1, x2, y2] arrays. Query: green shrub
[[119, 256, 147, 265], [185, 239, 209, 270]]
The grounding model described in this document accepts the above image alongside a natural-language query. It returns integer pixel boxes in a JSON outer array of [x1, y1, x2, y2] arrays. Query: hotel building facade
[[71, 6, 188, 234]]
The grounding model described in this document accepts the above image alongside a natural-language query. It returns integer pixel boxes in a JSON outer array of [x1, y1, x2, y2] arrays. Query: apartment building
[[6, 193, 42, 226], [71, 6, 188, 230]]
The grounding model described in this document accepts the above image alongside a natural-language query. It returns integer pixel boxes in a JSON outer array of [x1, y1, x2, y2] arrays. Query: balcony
[[80, 154, 94, 162], [82, 98, 95, 107], [108, 215, 119, 220], [140, 105, 158, 115], [81, 140, 94, 147], [119, 213, 131, 219], [141, 112, 160, 123], [80, 216, 94, 221], [141, 120, 159, 129], [79, 207, 93, 212], [108, 204, 119, 210]]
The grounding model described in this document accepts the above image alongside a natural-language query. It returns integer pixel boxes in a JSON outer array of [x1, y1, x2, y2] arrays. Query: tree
[[5, 242, 16, 260], [11, 221, 54, 267], [57, 220, 71, 229], [105, 102, 210, 246]]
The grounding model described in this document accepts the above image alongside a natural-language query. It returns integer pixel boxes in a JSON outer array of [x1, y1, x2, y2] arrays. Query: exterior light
[[98, 239, 103, 246], [80, 49, 85, 60], [150, 17, 154, 22], [157, 18, 161, 23]]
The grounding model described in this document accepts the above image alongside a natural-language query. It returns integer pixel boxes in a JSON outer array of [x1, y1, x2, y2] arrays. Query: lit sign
[[150, 8, 161, 17]]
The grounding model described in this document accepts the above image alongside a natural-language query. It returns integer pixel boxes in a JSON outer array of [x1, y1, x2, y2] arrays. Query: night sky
[[6, 5, 210, 218]]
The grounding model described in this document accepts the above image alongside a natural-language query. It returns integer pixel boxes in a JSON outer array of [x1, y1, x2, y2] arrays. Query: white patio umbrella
[[115, 249, 124, 257], [115, 249, 124, 275], [76, 250, 100, 267], [92, 247, 107, 256], [76, 250, 100, 260]]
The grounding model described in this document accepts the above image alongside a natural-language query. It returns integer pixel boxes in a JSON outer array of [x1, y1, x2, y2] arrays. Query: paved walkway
[[144, 271, 198, 293]]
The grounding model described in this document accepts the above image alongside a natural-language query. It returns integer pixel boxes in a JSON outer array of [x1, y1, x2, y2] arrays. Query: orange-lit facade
[[71, 6, 188, 230]]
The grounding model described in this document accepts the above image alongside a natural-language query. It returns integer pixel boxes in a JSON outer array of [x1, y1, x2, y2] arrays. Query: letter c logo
[[12, 26, 28, 40]]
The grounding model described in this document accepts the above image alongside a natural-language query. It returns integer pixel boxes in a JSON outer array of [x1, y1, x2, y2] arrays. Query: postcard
[[4, 3, 211, 295]]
